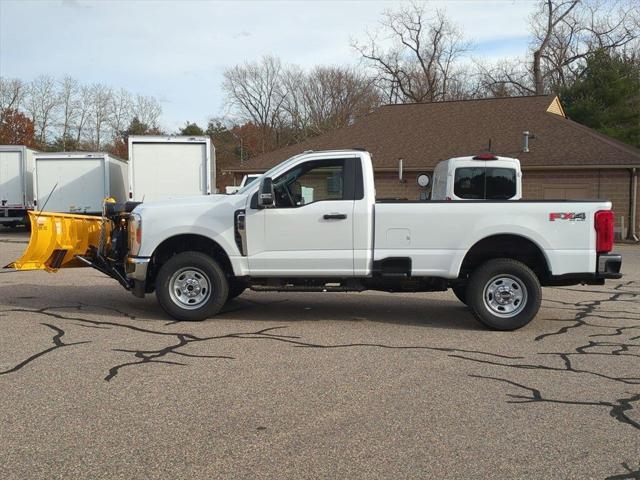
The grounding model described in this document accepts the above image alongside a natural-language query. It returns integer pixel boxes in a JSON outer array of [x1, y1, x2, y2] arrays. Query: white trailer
[[34, 152, 128, 214], [0, 145, 37, 226], [128, 136, 215, 202]]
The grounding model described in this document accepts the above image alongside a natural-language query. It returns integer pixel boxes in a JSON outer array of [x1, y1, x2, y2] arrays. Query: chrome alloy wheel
[[168, 267, 212, 310], [483, 274, 528, 318]]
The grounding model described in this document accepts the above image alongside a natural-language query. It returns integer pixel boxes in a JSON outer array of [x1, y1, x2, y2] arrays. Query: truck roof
[[128, 135, 210, 143]]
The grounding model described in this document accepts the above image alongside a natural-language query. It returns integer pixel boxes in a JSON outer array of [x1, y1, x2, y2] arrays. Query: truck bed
[[374, 200, 611, 278]]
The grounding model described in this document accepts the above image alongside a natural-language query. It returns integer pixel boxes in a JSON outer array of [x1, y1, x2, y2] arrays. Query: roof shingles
[[229, 95, 640, 172]]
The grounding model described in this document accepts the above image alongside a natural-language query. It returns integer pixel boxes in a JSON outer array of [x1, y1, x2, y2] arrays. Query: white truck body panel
[[34, 152, 127, 214], [128, 136, 214, 202], [373, 201, 601, 277], [431, 155, 522, 200], [130, 150, 611, 281], [0, 145, 37, 222]]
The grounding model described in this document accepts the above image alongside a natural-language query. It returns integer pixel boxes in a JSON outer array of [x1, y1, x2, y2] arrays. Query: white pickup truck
[[12, 149, 622, 330]]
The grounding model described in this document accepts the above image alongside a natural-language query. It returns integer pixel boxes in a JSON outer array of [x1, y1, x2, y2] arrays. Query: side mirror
[[258, 177, 275, 208]]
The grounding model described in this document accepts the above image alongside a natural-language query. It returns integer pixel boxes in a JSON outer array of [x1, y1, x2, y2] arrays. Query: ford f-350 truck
[[10, 149, 622, 330]]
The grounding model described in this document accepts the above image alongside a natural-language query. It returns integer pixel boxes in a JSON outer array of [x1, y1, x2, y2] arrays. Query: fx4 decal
[[549, 212, 586, 221]]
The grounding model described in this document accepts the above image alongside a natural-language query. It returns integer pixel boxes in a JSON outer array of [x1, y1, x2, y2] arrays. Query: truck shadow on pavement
[[0, 280, 638, 479], [0, 282, 481, 329]]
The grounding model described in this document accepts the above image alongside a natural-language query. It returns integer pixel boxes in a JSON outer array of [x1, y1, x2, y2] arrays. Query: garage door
[[543, 186, 590, 200]]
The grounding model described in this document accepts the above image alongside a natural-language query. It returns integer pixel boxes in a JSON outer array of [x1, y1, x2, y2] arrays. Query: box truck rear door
[[36, 158, 104, 213], [0, 150, 24, 207], [131, 142, 207, 201]]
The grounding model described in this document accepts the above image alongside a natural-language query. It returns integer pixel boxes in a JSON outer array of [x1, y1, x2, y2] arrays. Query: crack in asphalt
[[0, 280, 638, 477], [0, 323, 89, 375], [0, 305, 525, 381], [606, 462, 640, 480], [469, 375, 640, 431], [536, 282, 639, 342]]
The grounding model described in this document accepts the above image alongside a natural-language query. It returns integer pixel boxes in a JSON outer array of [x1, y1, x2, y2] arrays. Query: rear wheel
[[466, 258, 541, 330], [155, 252, 228, 321]]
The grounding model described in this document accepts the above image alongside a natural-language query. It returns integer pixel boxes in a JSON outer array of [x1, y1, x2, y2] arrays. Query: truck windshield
[[235, 153, 306, 195], [454, 167, 516, 200]]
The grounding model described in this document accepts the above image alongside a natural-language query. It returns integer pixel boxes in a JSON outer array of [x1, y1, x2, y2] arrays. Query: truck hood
[[133, 194, 229, 211]]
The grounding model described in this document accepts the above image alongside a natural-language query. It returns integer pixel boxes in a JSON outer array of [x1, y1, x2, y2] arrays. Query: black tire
[[227, 278, 247, 301], [155, 252, 228, 321], [451, 285, 467, 304], [466, 258, 541, 331]]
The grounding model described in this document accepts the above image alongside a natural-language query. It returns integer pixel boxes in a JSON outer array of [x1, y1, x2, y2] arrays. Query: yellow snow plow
[[6, 211, 110, 271]]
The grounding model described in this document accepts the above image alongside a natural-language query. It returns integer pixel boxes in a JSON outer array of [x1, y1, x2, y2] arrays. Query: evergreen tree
[[561, 50, 640, 148]]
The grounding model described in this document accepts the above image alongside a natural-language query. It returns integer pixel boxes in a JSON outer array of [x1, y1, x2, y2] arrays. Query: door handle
[[323, 213, 347, 220]]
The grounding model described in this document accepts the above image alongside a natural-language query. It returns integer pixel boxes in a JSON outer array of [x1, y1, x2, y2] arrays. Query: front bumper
[[125, 256, 151, 282]]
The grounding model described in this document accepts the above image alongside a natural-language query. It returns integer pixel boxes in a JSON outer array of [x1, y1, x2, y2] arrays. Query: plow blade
[[6, 211, 109, 272]]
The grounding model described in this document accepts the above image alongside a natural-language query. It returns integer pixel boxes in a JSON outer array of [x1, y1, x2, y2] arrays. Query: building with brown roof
[[225, 95, 640, 239]]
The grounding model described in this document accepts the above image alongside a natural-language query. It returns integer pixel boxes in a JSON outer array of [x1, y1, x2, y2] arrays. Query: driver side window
[[273, 159, 345, 208]]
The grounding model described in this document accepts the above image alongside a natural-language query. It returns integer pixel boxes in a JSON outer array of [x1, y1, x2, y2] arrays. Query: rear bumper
[[545, 253, 622, 286], [596, 253, 622, 279], [0, 208, 28, 224]]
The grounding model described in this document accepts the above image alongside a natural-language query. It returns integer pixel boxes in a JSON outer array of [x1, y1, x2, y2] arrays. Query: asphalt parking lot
[[0, 227, 638, 480]]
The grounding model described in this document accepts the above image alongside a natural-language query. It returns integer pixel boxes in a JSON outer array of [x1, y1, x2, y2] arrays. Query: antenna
[[36, 182, 58, 221]]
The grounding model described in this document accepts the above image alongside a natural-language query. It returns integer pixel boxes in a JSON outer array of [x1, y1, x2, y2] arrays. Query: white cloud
[[0, 0, 537, 131]]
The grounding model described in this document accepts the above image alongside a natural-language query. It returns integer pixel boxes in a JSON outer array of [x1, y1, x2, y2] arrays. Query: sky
[[0, 0, 538, 131]]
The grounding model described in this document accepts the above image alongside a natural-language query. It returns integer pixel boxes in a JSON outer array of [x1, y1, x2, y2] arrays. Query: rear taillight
[[595, 210, 614, 253], [129, 191, 132, 199]]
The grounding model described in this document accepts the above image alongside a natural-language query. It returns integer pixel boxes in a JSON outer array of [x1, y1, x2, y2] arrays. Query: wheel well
[[148, 234, 234, 285], [459, 235, 549, 282]]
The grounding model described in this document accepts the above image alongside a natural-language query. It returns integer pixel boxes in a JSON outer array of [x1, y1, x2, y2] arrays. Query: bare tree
[[283, 66, 380, 138], [474, 58, 537, 97], [24, 75, 60, 146], [131, 94, 162, 129], [353, 3, 471, 103], [109, 88, 133, 138], [57, 76, 80, 150], [74, 85, 92, 146], [0, 78, 26, 120], [222, 55, 287, 151], [476, 0, 640, 96], [87, 83, 112, 150]]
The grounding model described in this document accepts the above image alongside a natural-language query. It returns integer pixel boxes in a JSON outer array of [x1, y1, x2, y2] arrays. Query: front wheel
[[466, 258, 541, 331], [226, 278, 248, 302], [155, 252, 228, 321], [451, 285, 467, 305]]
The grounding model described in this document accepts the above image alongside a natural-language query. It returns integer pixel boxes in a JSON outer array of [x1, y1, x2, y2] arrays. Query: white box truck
[[128, 136, 215, 202], [0, 145, 37, 227], [34, 152, 127, 214]]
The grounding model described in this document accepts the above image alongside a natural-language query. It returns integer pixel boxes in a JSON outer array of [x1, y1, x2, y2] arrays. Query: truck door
[[245, 157, 357, 276]]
